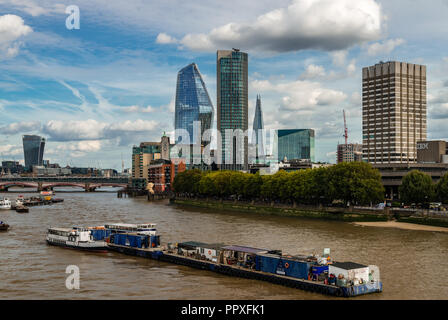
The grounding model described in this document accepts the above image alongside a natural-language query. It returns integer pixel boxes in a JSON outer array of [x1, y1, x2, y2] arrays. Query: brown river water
[[1, 189, 447, 300]]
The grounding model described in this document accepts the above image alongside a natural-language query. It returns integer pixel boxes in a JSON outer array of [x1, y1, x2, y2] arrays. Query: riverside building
[[217, 49, 249, 170], [274, 129, 315, 163], [362, 61, 427, 164]]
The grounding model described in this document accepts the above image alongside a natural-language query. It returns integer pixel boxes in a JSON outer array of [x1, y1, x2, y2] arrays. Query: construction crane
[[343, 109, 348, 146]]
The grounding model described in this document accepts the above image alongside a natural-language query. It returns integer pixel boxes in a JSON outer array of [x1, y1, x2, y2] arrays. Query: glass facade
[[252, 94, 265, 162], [175, 63, 214, 144], [275, 129, 315, 162], [217, 49, 248, 170], [22, 135, 45, 169]]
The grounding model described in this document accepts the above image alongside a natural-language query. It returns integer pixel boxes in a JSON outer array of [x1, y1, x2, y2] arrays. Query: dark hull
[[107, 244, 382, 298], [46, 240, 108, 253]]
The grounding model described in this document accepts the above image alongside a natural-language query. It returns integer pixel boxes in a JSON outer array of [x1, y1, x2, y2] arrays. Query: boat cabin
[[177, 241, 225, 262], [221, 245, 270, 268], [104, 223, 157, 235], [329, 262, 370, 285]]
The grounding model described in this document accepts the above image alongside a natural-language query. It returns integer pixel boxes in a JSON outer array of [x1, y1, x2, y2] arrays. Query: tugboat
[[0, 221, 9, 231], [15, 205, 29, 213], [0, 198, 12, 210], [46, 227, 108, 252]]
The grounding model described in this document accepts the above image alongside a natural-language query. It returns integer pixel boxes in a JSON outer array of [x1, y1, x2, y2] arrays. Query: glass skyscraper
[[252, 94, 265, 162], [275, 129, 315, 162], [217, 49, 248, 170], [175, 63, 214, 144], [22, 135, 45, 169]]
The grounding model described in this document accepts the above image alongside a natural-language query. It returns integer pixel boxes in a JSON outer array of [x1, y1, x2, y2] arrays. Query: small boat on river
[[46, 227, 108, 252], [0, 198, 12, 210], [0, 221, 9, 231], [15, 205, 29, 213]]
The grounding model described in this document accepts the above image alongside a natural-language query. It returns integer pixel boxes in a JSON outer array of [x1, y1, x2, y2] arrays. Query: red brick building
[[147, 160, 186, 193]]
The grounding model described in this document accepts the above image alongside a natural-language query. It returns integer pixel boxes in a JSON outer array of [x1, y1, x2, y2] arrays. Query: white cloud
[[0, 144, 22, 156], [299, 64, 326, 80], [367, 38, 405, 56], [331, 50, 348, 67], [42, 119, 160, 142], [0, 14, 33, 58], [0, 1, 65, 17], [122, 105, 156, 113], [156, 33, 178, 44], [54, 140, 102, 158], [171, 0, 382, 53], [0, 121, 41, 134], [251, 78, 347, 111]]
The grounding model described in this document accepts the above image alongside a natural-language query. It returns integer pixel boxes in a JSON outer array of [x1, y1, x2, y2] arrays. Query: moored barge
[[106, 234, 382, 298]]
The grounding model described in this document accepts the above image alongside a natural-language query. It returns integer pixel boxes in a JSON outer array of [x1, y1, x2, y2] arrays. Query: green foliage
[[399, 170, 434, 205], [174, 162, 386, 206], [326, 162, 384, 205], [172, 169, 203, 194], [436, 173, 448, 204]]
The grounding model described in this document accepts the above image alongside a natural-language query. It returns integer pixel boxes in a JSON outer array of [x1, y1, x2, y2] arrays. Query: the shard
[[175, 63, 214, 144], [252, 94, 265, 162]]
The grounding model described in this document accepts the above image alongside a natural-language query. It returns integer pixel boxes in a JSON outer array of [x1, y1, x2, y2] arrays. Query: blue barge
[[106, 241, 382, 298]]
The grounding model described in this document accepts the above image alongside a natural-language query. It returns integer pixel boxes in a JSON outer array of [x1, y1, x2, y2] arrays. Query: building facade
[[362, 61, 427, 164], [217, 49, 248, 170], [275, 129, 315, 163], [147, 159, 186, 193], [22, 135, 45, 169], [175, 63, 214, 145], [132, 142, 161, 181], [337, 143, 363, 163], [417, 140, 448, 163]]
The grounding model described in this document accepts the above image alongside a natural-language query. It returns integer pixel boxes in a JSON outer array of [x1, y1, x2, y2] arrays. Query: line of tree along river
[[173, 163, 448, 207], [400, 170, 448, 205], [173, 162, 385, 206]]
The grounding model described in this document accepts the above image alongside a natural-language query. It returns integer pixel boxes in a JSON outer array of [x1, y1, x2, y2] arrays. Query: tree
[[436, 173, 448, 203], [173, 169, 203, 195], [399, 170, 434, 205], [327, 162, 384, 206]]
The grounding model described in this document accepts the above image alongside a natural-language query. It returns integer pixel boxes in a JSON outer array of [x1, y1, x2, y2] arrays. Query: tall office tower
[[217, 49, 248, 170], [362, 61, 427, 163], [174, 63, 214, 145], [252, 95, 265, 163], [22, 135, 45, 169], [337, 143, 363, 163]]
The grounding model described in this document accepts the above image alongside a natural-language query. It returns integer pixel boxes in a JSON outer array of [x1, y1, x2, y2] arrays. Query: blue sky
[[1, 0, 448, 169]]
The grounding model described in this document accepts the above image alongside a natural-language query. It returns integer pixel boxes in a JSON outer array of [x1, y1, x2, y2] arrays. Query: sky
[[1, 0, 448, 170]]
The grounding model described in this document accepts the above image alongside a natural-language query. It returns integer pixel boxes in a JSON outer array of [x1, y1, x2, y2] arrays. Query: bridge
[[0, 176, 129, 192]]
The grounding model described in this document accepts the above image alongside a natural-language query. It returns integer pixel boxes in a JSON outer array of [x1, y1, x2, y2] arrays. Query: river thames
[[1, 189, 447, 299]]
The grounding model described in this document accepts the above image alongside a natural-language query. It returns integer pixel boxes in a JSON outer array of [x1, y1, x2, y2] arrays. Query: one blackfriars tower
[[217, 48, 248, 170]]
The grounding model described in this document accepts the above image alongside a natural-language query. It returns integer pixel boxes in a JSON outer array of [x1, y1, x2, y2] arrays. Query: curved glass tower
[[22, 135, 45, 169], [175, 63, 214, 144]]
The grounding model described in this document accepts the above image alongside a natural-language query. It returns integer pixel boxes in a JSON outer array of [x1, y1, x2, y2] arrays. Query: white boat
[[15, 198, 24, 207], [46, 227, 108, 252], [0, 198, 12, 210], [104, 223, 157, 236]]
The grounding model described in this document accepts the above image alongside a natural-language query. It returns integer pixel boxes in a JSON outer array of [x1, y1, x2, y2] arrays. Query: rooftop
[[331, 262, 367, 270]]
